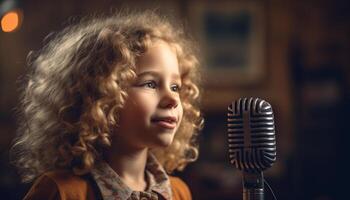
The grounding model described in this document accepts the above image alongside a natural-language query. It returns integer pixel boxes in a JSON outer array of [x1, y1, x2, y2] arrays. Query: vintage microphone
[[227, 97, 277, 200]]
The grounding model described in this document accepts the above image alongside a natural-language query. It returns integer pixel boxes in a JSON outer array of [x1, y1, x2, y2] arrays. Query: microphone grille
[[227, 97, 276, 172]]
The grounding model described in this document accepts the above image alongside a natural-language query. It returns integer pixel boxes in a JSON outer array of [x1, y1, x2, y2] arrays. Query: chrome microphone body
[[227, 97, 277, 200]]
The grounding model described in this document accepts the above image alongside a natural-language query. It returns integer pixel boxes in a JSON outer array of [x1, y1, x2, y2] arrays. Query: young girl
[[11, 10, 203, 200]]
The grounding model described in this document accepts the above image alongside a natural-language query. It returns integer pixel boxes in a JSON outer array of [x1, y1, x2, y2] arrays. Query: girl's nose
[[159, 90, 179, 109]]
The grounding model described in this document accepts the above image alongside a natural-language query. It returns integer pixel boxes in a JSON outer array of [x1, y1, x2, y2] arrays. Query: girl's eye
[[143, 81, 157, 89], [171, 84, 181, 92]]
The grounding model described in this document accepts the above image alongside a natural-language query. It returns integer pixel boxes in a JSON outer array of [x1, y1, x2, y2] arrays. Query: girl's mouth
[[151, 116, 177, 129]]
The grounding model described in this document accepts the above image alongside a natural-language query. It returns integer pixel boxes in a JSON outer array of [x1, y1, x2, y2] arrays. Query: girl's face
[[116, 41, 183, 149]]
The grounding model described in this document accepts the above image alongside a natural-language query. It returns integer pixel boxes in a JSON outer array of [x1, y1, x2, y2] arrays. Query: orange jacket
[[23, 170, 192, 200]]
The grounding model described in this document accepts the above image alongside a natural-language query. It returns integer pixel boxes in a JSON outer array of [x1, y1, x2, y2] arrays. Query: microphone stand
[[242, 171, 264, 200]]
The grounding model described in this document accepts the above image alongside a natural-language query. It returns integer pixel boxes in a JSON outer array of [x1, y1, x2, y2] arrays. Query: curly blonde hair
[[10, 10, 203, 183]]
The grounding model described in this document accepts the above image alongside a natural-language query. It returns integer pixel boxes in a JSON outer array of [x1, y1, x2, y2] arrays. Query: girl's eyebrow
[[137, 71, 181, 80]]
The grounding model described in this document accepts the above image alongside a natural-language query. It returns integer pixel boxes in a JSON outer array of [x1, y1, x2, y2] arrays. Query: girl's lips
[[151, 116, 177, 129], [152, 120, 176, 129]]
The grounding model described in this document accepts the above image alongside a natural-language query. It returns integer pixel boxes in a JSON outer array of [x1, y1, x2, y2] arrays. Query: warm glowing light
[[1, 11, 19, 32]]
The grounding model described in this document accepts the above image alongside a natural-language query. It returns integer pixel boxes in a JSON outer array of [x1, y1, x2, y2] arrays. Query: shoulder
[[45, 170, 89, 189], [169, 176, 192, 200], [23, 172, 60, 200], [23, 170, 94, 200]]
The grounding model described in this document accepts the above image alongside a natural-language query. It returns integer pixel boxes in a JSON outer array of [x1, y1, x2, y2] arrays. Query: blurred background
[[0, 0, 349, 199]]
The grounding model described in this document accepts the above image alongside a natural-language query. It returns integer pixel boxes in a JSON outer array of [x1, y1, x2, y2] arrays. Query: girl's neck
[[105, 144, 149, 191]]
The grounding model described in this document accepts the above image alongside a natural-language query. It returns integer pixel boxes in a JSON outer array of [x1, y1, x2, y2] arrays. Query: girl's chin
[[151, 135, 175, 148]]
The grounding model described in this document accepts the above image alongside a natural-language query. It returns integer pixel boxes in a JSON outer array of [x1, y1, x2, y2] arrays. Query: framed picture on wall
[[187, 1, 266, 86]]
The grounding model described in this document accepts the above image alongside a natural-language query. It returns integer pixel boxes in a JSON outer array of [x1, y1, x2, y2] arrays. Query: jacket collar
[[91, 152, 172, 200]]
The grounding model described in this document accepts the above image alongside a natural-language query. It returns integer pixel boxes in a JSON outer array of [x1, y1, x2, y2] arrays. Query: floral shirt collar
[[91, 153, 172, 200]]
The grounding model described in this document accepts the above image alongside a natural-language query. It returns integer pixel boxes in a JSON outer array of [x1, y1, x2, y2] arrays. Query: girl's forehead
[[135, 40, 179, 73], [149, 39, 177, 53]]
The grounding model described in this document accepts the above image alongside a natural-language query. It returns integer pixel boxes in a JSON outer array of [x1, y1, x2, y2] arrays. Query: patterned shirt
[[91, 153, 172, 200]]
